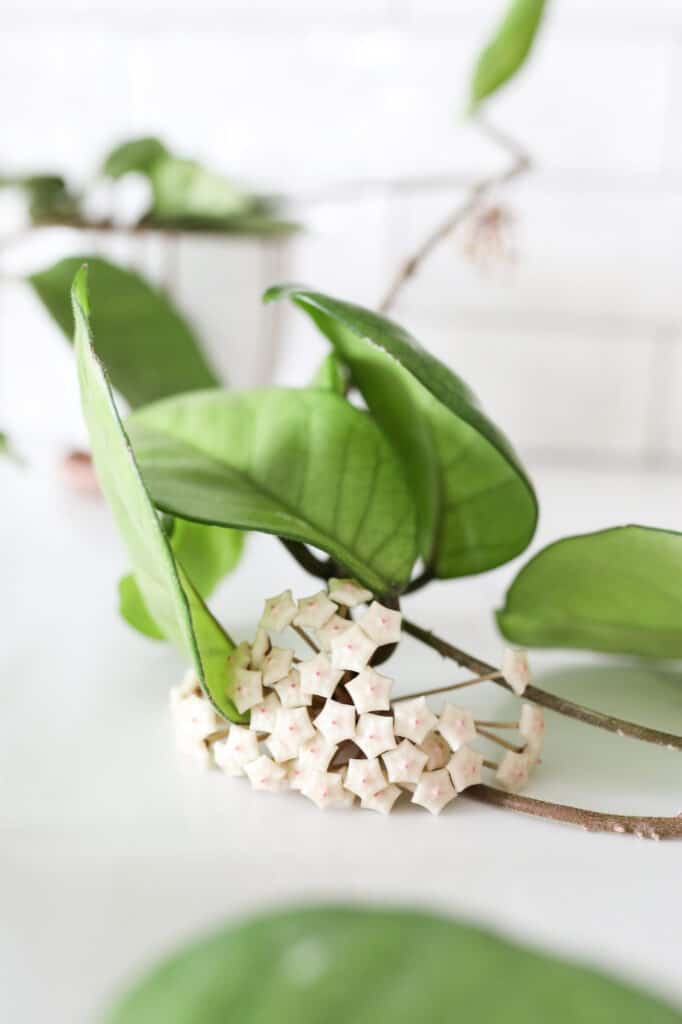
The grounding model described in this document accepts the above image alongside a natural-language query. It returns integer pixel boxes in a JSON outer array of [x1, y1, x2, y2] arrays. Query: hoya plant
[[66, 0, 680, 838]]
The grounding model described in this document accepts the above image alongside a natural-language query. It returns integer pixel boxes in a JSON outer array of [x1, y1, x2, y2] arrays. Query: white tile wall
[[2, 0, 682, 467]]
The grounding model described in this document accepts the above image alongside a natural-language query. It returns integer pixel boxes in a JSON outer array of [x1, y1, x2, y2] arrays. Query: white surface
[[2, 458, 681, 1023]]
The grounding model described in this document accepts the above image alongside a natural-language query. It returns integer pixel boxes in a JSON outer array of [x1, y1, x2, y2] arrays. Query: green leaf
[[104, 906, 682, 1024], [148, 156, 252, 222], [266, 285, 537, 581], [72, 267, 243, 721], [30, 256, 219, 409], [470, 0, 547, 110], [119, 519, 244, 640], [1, 173, 79, 224], [310, 352, 350, 394], [498, 525, 682, 657], [102, 137, 169, 179], [126, 388, 418, 596]]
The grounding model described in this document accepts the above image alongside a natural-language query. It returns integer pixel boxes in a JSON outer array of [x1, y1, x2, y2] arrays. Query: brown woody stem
[[401, 617, 682, 752], [464, 786, 682, 840]]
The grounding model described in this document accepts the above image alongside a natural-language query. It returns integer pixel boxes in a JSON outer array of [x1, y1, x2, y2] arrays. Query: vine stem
[[378, 115, 530, 315], [402, 617, 682, 752], [464, 786, 682, 840]]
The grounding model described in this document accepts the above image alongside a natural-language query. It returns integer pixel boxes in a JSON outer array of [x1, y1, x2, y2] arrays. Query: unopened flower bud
[[502, 647, 531, 695]]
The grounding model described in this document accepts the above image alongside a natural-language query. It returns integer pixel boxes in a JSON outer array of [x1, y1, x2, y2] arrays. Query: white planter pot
[[0, 226, 290, 465]]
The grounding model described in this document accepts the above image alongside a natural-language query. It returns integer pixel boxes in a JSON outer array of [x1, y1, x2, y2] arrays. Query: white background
[[2, 2, 682, 1022]]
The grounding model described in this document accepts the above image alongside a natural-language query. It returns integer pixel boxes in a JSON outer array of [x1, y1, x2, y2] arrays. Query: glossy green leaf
[[72, 267, 242, 721], [105, 905, 682, 1024], [119, 519, 244, 640], [310, 352, 350, 394], [126, 388, 418, 596], [498, 525, 682, 657], [266, 285, 537, 580], [470, 0, 547, 110], [31, 256, 219, 409]]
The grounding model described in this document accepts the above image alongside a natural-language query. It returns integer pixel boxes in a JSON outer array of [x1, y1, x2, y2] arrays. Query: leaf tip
[[71, 264, 90, 318]]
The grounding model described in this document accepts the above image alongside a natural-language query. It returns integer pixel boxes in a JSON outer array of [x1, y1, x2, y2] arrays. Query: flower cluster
[[170, 580, 544, 815]]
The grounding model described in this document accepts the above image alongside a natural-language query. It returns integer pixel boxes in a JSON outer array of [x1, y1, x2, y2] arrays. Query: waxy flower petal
[[249, 692, 280, 733], [226, 641, 252, 672], [328, 578, 373, 608], [294, 591, 338, 630], [315, 614, 352, 652], [330, 623, 377, 672], [233, 668, 264, 715], [382, 738, 428, 785], [261, 590, 298, 632], [170, 669, 201, 706], [393, 696, 438, 745], [213, 725, 259, 776], [344, 667, 393, 713], [272, 707, 316, 756], [250, 627, 270, 669], [274, 670, 312, 709], [447, 745, 483, 792], [502, 647, 531, 695], [171, 692, 220, 742], [314, 699, 356, 744], [412, 769, 457, 816], [298, 653, 343, 699], [361, 784, 402, 815], [519, 703, 545, 741], [262, 646, 294, 687], [355, 713, 397, 759], [496, 750, 531, 792], [359, 601, 402, 646], [344, 756, 386, 800], [301, 770, 345, 810], [437, 703, 477, 751], [297, 732, 338, 772], [244, 755, 287, 792]]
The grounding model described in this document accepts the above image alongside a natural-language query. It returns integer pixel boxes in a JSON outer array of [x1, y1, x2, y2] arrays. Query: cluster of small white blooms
[[169, 581, 544, 816]]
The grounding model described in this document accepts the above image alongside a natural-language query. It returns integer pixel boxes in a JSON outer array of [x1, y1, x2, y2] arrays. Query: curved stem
[[402, 617, 682, 752], [279, 538, 332, 580], [464, 785, 682, 840], [378, 115, 530, 314]]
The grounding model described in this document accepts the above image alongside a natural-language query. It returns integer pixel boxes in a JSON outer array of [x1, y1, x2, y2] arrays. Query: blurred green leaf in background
[[470, 0, 548, 110]]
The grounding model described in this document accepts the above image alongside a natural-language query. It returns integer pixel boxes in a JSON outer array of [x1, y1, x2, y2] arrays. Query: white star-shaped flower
[[261, 590, 298, 632], [419, 731, 450, 770], [301, 769, 346, 810], [330, 623, 377, 672], [262, 646, 294, 687], [382, 738, 428, 785], [412, 769, 457, 815], [447, 745, 483, 792], [294, 591, 338, 630], [344, 756, 386, 800], [437, 703, 477, 751], [171, 692, 220, 743], [519, 703, 545, 743], [297, 731, 337, 773], [244, 755, 287, 792], [274, 670, 312, 709], [272, 707, 316, 758], [265, 734, 298, 764], [315, 614, 352, 652], [344, 667, 393, 713], [314, 699, 356, 744], [502, 647, 531, 695], [288, 759, 313, 791], [358, 601, 402, 646], [496, 750, 531, 792], [354, 713, 397, 758], [361, 784, 402, 815], [328, 578, 373, 607], [226, 641, 252, 672], [250, 627, 270, 669], [249, 692, 280, 733], [298, 653, 343, 699], [393, 697, 438, 745], [212, 725, 259, 777], [233, 668, 264, 715]]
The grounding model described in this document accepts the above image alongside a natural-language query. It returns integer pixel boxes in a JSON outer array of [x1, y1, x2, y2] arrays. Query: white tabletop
[[2, 458, 681, 1023]]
